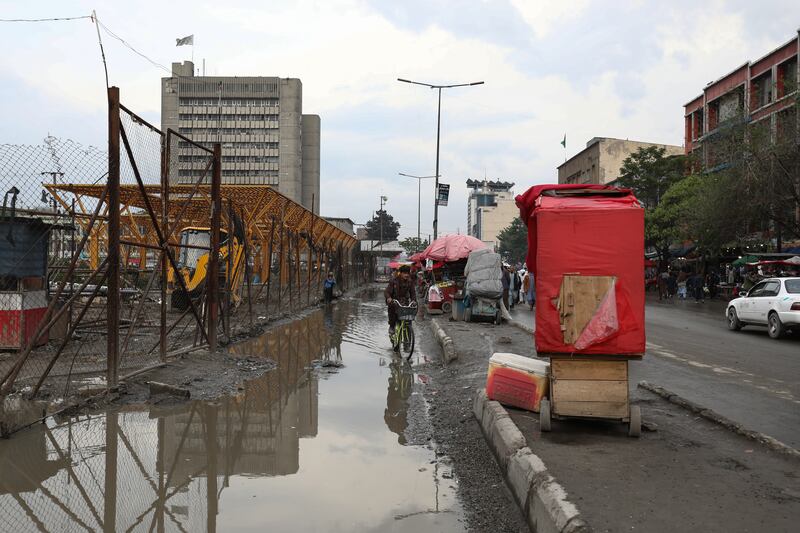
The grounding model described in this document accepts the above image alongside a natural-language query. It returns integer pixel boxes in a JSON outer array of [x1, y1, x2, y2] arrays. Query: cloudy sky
[[1, 0, 798, 238]]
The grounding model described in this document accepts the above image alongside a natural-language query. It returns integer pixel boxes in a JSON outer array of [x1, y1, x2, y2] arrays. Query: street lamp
[[397, 78, 484, 239], [399, 172, 437, 252], [379, 195, 388, 256]]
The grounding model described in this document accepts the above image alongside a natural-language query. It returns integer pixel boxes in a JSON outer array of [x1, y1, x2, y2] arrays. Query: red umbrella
[[421, 234, 487, 262]]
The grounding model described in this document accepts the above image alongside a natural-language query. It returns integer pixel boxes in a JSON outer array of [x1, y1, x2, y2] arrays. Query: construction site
[[0, 88, 368, 436]]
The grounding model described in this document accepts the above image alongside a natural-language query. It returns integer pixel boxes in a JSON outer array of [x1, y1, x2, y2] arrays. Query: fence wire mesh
[[0, 90, 363, 432]]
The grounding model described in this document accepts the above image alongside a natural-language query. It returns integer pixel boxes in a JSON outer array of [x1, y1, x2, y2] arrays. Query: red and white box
[[0, 290, 49, 350]]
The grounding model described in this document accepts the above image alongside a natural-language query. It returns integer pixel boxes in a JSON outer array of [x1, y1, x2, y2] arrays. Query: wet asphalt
[[509, 295, 800, 449]]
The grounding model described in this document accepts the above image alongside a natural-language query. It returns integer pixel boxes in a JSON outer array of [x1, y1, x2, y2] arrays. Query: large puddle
[[0, 293, 464, 532]]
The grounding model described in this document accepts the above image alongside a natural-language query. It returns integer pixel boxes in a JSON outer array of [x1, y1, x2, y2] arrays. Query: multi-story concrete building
[[558, 137, 683, 185], [323, 217, 355, 237], [684, 31, 798, 166], [466, 179, 517, 251], [161, 61, 320, 211]]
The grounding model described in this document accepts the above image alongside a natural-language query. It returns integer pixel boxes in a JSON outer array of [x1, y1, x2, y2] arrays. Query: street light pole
[[398, 78, 484, 240], [379, 195, 387, 256], [399, 172, 437, 252]]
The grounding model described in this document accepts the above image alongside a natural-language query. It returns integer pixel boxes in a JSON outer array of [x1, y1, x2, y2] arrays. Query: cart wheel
[[539, 399, 551, 432], [442, 301, 452, 314], [628, 405, 641, 438]]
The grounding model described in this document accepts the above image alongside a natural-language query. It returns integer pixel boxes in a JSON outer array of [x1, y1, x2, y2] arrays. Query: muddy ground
[[415, 317, 530, 533]]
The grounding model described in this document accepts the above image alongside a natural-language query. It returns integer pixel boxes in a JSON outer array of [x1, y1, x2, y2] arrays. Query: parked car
[[726, 277, 800, 339]]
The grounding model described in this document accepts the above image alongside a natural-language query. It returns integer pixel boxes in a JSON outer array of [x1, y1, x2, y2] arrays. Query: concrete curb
[[509, 317, 535, 335], [429, 318, 458, 364], [638, 381, 800, 460], [473, 389, 590, 532]]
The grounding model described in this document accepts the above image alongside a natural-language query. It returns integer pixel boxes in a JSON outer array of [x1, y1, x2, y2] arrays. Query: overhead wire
[[0, 15, 92, 22]]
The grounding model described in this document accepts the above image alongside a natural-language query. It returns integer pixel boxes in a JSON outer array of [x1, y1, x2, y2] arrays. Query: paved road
[[507, 297, 800, 448], [632, 297, 800, 449]]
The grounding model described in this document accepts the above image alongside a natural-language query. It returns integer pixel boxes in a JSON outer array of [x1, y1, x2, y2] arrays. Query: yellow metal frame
[[44, 183, 358, 283]]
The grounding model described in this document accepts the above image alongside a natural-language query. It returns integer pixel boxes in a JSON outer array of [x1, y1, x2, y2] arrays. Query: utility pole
[[399, 172, 437, 252], [379, 195, 387, 256], [397, 78, 484, 240]]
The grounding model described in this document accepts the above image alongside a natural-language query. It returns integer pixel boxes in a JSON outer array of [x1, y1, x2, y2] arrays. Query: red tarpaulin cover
[[420, 234, 487, 262], [516, 184, 645, 357]]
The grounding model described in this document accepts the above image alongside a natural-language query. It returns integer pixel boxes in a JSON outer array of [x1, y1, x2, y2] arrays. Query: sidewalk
[[432, 316, 800, 533]]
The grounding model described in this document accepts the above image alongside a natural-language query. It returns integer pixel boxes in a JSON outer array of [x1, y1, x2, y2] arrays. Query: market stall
[[515, 184, 645, 436], [418, 234, 486, 313]]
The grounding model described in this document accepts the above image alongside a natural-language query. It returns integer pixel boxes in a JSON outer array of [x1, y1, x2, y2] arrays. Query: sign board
[[437, 183, 450, 206]]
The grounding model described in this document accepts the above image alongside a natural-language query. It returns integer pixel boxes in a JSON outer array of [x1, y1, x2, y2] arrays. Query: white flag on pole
[[176, 35, 194, 46]]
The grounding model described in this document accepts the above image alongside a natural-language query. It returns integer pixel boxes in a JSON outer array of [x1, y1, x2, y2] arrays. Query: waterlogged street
[[0, 292, 467, 532]]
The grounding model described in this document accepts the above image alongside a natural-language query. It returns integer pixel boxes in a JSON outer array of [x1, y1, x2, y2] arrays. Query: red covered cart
[[516, 184, 645, 436]]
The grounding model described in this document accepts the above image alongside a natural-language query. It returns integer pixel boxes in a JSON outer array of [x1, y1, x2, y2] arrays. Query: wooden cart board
[[540, 355, 641, 437], [550, 358, 628, 419]]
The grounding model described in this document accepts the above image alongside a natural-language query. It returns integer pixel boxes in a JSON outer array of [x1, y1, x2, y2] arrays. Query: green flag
[[560, 134, 566, 148]]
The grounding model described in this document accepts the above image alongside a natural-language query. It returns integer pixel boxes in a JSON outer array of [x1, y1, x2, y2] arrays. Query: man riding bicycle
[[385, 265, 417, 334]]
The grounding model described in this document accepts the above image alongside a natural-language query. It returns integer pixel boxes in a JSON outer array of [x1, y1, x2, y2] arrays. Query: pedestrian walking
[[501, 264, 511, 310], [510, 268, 521, 309], [658, 271, 670, 300], [677, 270, 688, 299], [323, 272, 336, 303], [524, 270, 536, 309], [667, 270, 677, 300]]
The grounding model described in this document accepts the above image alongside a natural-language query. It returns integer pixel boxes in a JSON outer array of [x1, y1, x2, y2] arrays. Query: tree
[[693, 94, 800, 250], [617, 146, 687, 209], [399, 237, 429, 254], [497, 217, 528, 265], [365, 209, 400, 242]]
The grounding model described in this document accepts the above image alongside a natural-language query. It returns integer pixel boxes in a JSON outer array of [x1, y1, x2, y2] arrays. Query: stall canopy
[[420, 234, 486, 262], [387, 252, 414, 269], [747, 256, 800, 267], [732, 255, 758, 266]]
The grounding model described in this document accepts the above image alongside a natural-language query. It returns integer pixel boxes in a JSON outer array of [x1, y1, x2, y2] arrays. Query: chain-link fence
[[0, 87, 365, 432]]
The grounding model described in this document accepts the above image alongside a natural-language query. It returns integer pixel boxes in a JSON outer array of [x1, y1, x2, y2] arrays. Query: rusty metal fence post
[[207, 143, 222, 351], [107, 86, 121, 387]]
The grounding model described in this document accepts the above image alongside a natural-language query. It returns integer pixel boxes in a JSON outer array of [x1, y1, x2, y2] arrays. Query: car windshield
[[785, 279, 800, 294]]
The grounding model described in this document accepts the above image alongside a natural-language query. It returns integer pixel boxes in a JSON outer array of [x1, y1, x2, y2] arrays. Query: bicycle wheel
[[400, 322, 415, 358], [391, 325, 401, 352]]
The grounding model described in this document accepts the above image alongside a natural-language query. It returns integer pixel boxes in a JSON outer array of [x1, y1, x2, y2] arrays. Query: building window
[[751, 72, 773, 109], [693, 110, 704, 140], [777, 58, 797, 98]]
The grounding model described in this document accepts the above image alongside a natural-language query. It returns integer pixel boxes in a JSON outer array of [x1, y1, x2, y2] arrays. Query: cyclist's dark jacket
[[384, 276, 416, 305]]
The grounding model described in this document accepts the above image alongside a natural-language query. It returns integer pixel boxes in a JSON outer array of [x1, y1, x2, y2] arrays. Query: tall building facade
[[558, 137, 683, 185], [161, 61, 320, 212], [466, 179, 517, 251], [684, 32, 798, 165]]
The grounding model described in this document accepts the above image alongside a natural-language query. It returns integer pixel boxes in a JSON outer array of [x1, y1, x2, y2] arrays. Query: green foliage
[[617, 146, 687, 209], [365, 209, 400, 242], [497, 217, 528, 265], [399, 237, 429, 254]]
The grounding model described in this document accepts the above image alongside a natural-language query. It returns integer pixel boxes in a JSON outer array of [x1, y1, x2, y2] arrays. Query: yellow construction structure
[[44, 183, 357, 285]]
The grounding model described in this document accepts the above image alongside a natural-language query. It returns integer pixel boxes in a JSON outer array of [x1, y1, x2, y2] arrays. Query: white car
[[726, 277, 800, 339]]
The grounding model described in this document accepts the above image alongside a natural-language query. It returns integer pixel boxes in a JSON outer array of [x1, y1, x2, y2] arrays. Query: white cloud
[[1, 0, 799, 240], [510, 0, 590, 39]]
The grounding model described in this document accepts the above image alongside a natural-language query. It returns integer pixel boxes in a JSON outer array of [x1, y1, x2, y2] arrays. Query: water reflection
[[0, 296, 464, 532], [385, 360, 414, 445]]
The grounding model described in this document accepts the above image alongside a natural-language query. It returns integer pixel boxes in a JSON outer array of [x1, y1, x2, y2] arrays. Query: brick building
[[684, 31, 799, 166]]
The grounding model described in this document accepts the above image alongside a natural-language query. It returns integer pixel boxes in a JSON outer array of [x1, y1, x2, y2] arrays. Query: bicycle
[[390, 301, 417, 358]]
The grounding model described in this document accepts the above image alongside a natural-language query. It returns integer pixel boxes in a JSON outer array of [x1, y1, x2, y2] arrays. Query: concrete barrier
[[473, 389, 589, 533], [429, 318, 457, 364]]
